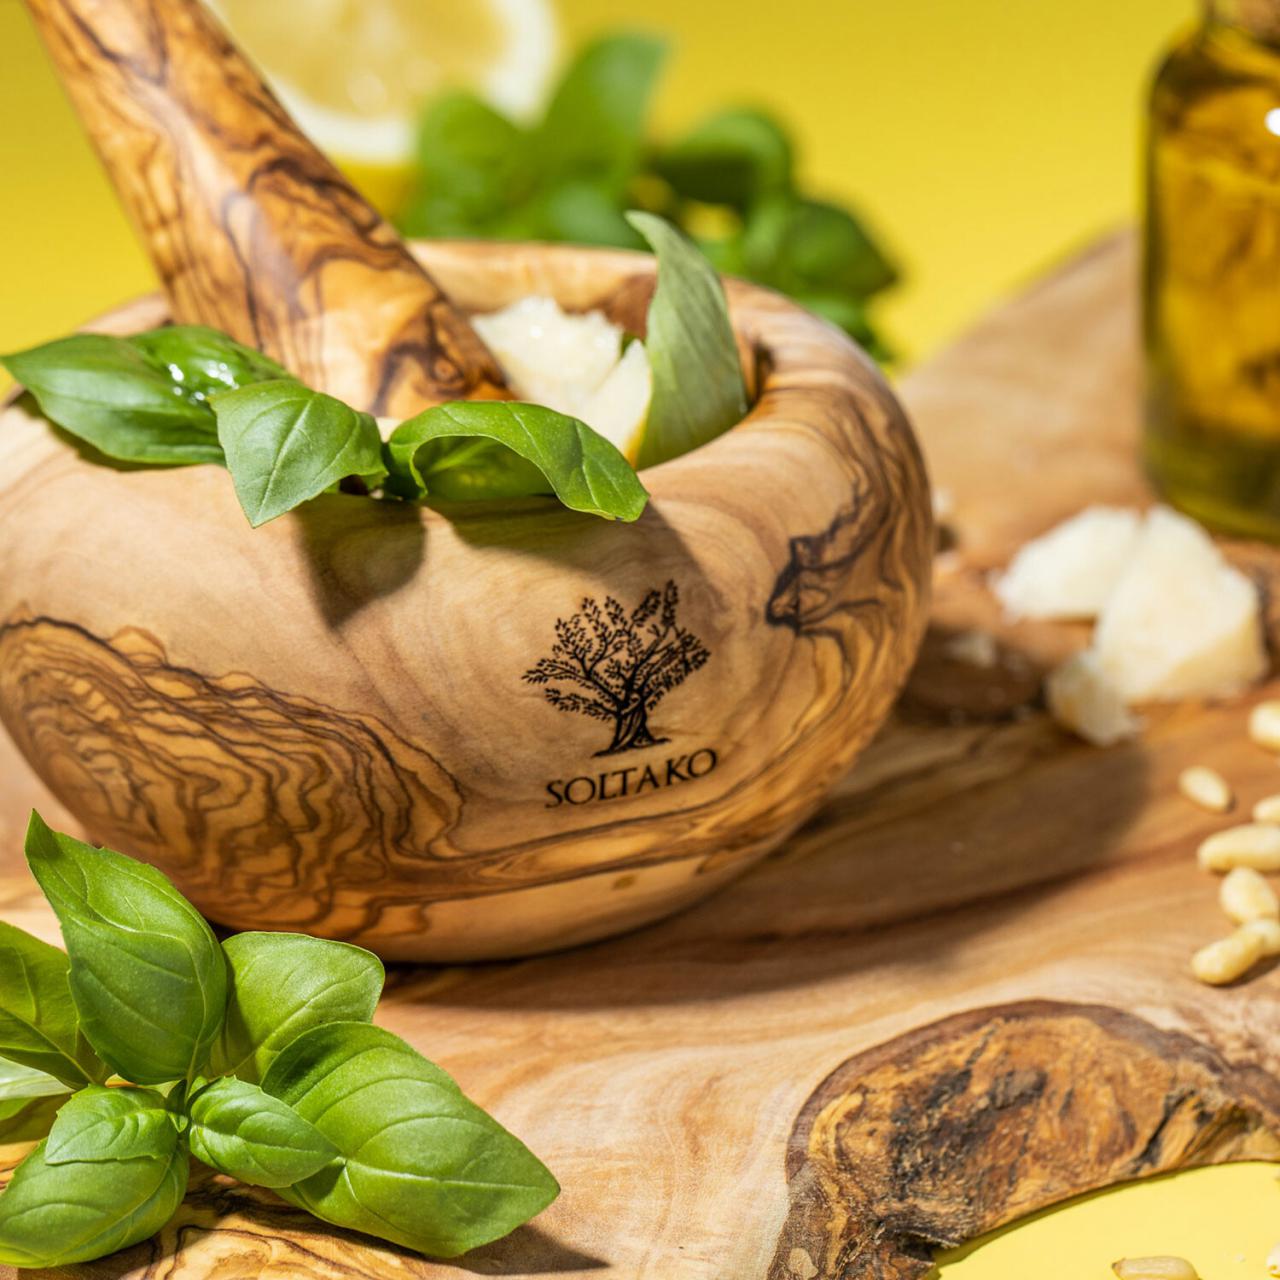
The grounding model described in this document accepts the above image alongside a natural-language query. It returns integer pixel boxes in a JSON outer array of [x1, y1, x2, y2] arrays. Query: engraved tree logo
[[523, 581, 710, 756]]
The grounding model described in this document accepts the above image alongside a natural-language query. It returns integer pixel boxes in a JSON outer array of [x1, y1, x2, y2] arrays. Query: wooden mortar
[[1, 0, 933, 960]]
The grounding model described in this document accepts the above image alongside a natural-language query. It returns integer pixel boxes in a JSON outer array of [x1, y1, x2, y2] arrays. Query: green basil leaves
[[536, 32, 666, 200], [25, 813, 227, 1086], [401, 31, 897, 355], [211, 380, 386, 527], [44, 1086, 178, 1165], [127, 324, 290, 404], [5, 322, 652, 524], [0, 1058, 70, 1145], [0, 326, 294, 467], [0, 1134, 189, 1267], [0, 334, 223, 466], [263, 1023, 559, 1258], [0, 920, 105, 1088], [403, 34, 664, 247], [0, 812, 557, 1266], [186, 1076, 338, 1188], [211, 932, 384, 1083]]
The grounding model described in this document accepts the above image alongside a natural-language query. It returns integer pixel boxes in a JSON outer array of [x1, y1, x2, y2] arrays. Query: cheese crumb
[[994, 505, 1141, 620], [942, 629, 999, 669], [1093, 507, 1266, 702], [581, 340, 652, 459], [1045, 650, 1140, 747]]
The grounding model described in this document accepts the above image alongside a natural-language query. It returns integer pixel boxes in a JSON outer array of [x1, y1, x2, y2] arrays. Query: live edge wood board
[[4, 234, 1280, 1277]]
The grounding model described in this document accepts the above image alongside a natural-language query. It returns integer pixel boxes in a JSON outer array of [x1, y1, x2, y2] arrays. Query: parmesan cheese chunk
[[581, 340, 651, 460], [994, 505, 1141, 620], [1045, 650, 1140, 746], [473, 296, 625, 420], [1093, 506, 1265, 702], [472, 296, 651, 459]]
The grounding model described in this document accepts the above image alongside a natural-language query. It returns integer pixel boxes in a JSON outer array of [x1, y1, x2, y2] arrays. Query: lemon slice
[[208, 0, 558, 168]]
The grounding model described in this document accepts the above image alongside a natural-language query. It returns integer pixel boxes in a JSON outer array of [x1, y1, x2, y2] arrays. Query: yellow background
[[2, 0, 1278, 1272]]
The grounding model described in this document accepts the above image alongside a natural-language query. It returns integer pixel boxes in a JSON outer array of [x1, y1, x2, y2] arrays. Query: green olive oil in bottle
[[1145, 0, 1280, 538]]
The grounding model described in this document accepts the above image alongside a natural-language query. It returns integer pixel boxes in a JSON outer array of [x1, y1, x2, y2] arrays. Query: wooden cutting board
[[4, 233, 1280, 1279]]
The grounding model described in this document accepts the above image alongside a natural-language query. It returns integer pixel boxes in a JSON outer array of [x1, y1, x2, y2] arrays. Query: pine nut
[[1191, 927, 1265, 985], [1177, 765, 1233, 813], [1219, 867, 1280, 924], [1250, 700, 1280, 751], [1111, 1259, 1199, 1280], [1196, 824, 1280, 873], [1254, 794, 1280, 824], [1267, 1242, 1280, 1278], [1241, 917, 1280, 957]]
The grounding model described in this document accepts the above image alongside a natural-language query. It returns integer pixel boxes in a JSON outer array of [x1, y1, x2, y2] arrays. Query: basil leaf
[[403, 91, 529, 236], [210, 932, 383, 1084], [0, 1057, 70, 1108], [0, 920, 105, 1088], [387, 402, 648, 521], [782, 199, 897, 299], [0, 1096, 64, 1146], [211, 380, 386, 527], [128, 325, 291, 406], [262, 1023, 558, 1258], [0, 1133, 187, 1267], [654, 108, 793, 208], [537, 33, 666, 194], [0, 1058, 71, 1145], [626, 211, 749, 470], [1, 334, 223, 465], [742, 194, 897, 301], [528, 179, 642, 248], [45, 1085, 177, 1164], [24, 812, 228, 1086], [187, 1076, 337, 1188]]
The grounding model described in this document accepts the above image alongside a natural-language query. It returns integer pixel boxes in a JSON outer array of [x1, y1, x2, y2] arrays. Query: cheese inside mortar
[[473, 296, 652, 461], [374, 297, 653, 457]]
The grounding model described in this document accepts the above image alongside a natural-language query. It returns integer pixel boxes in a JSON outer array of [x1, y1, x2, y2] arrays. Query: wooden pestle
[[23, 0, 508, 415]]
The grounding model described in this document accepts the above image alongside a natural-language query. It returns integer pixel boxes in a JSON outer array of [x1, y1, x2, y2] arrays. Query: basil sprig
[[3, 322, 649, 525], [0, 812, 558, 1267], [400, 32, 898, 357]]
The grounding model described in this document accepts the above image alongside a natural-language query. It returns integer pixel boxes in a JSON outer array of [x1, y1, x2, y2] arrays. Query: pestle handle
[[23, 0, 508, 415]]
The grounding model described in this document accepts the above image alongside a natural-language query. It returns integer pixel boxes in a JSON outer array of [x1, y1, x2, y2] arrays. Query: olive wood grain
[[3, 235, 1280, 1278], [767, 1002, 1280, 1280], [21, 0, 506, 413], [0, 241, 934, 962]]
